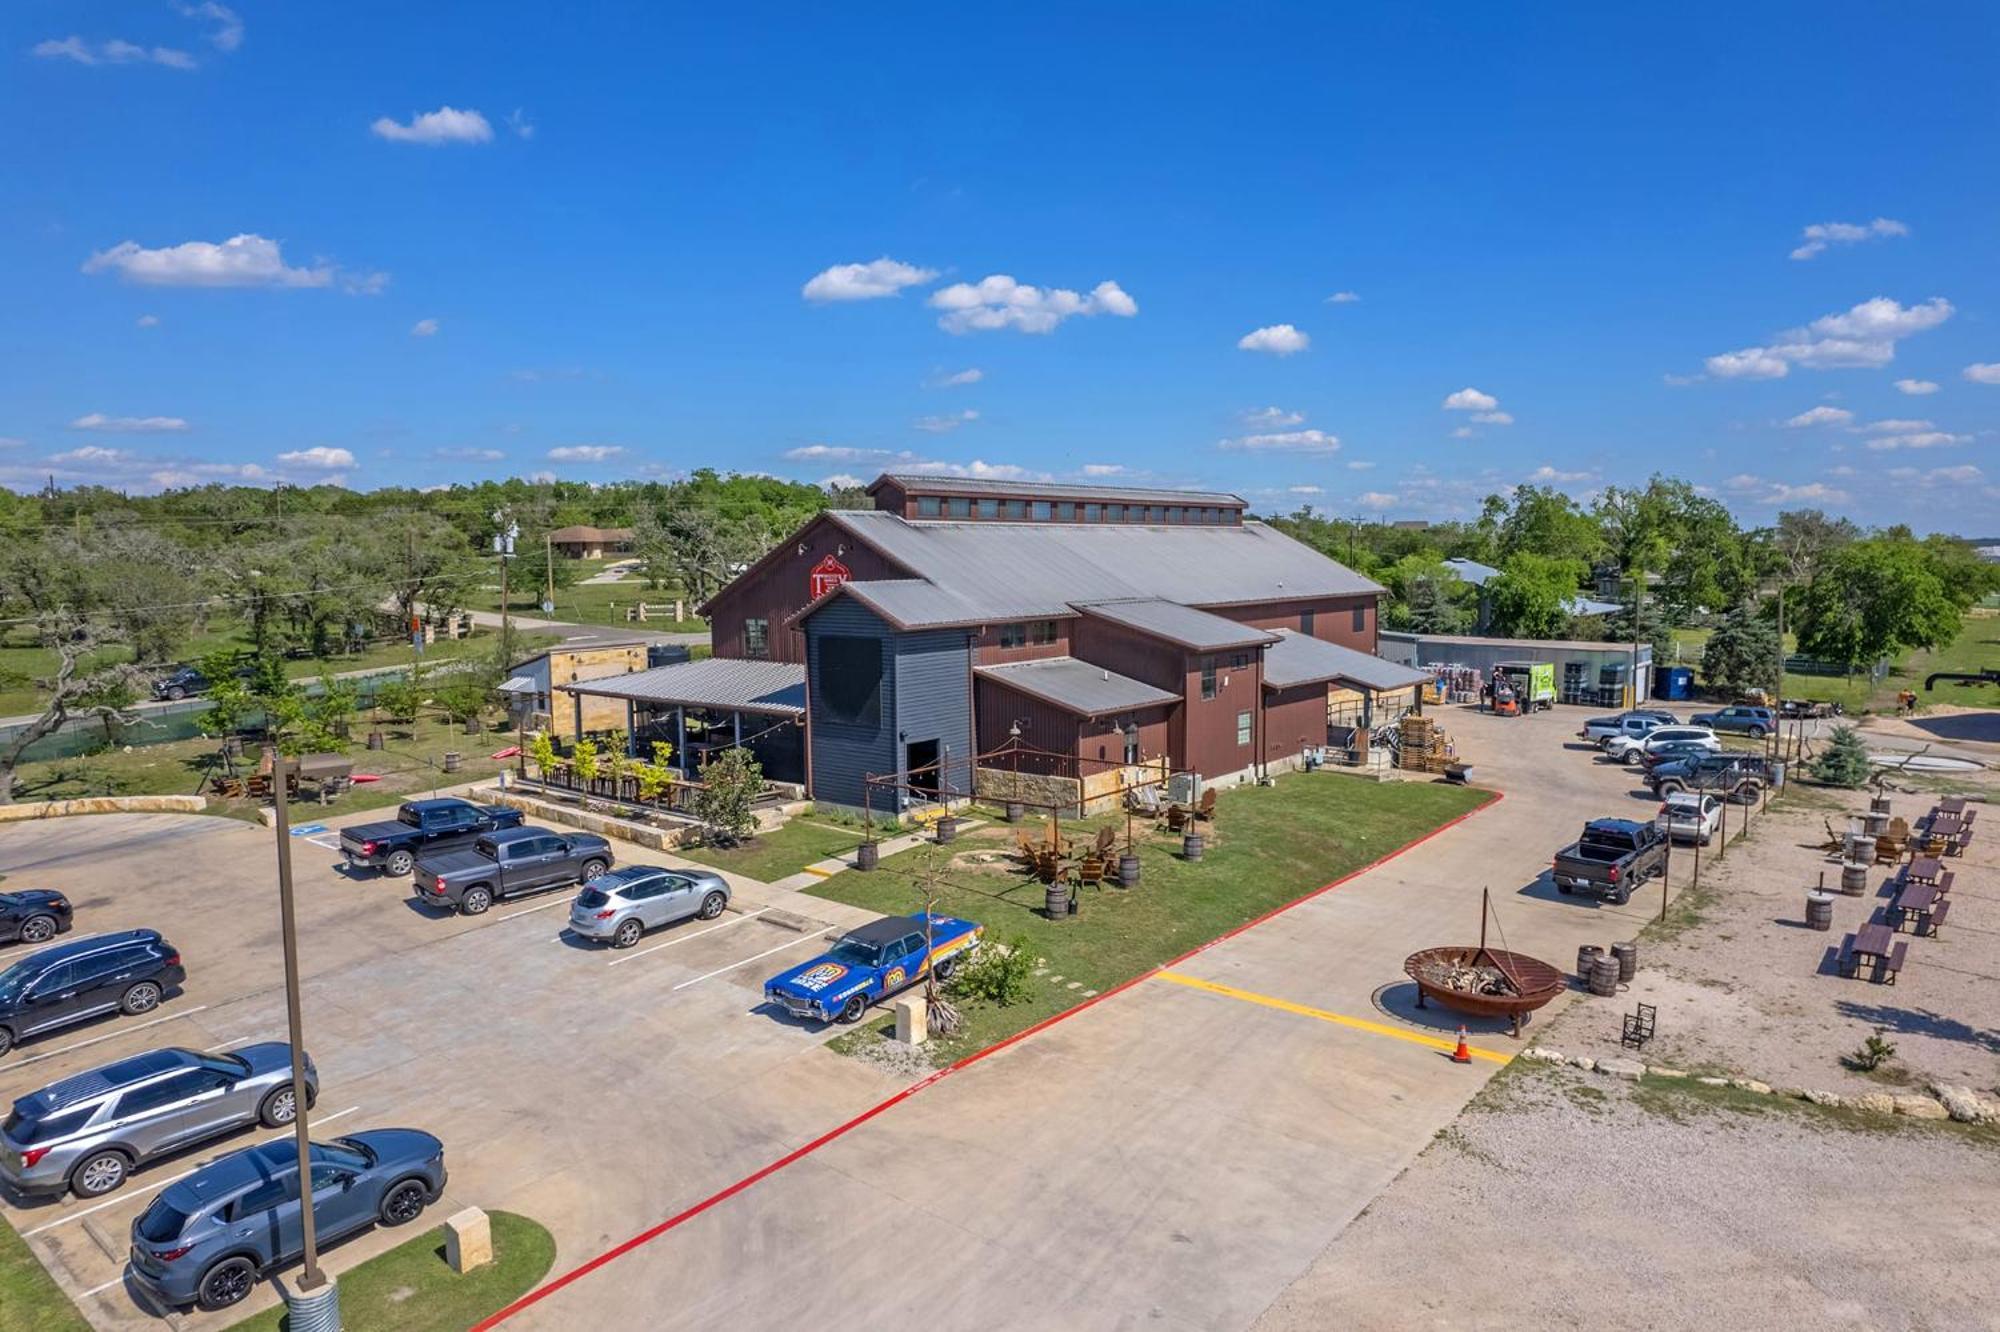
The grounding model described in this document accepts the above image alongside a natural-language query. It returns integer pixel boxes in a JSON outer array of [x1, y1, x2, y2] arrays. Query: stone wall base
[[0, 794, 206, 821]]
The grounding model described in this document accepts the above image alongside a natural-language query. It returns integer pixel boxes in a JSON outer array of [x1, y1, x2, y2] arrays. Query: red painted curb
[[474, 786, 1503, 1329]]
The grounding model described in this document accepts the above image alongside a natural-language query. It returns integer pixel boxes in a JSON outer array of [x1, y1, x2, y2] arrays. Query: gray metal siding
[[806, 599, 897, 809], [893, 627, 974, 795]]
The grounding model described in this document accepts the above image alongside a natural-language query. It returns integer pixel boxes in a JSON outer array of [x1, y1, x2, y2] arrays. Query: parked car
[[1550, 818, 1669, 904], [1779, 698, 1843, 720], [413, 826, 612, 916], [568, 866, 730, 948], [1638, 738, 1715, 771], [150, 665, 211, 702], [1603, 726, 1720, 766], [1647, 751, 1776, 801], [0, 889, 72, 947], [1689, 705, 1776, 738], [1577, 711, 1680, 744], [0, 931, 185, 1059], [127, 1130, 447, 1312], [339, 798, 526, 877], [765, 914, 983, 1024], [0, 1044, 316, 1199], [1654, 791, 1722, 846]]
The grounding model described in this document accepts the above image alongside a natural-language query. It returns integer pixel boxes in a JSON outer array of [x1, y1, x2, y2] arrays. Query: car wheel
[[70, 1149, 131, 1198], [698, 891, 726, 920], [18, 915, 57, 944], [460, 887, 492, 916], [837, 993, 868, 1024], [1660, 781, 1684, 796], [1748, 726, 1766, 739], [379, 1179, 429, 1226], [0, 1027, 12, 1056], [385, 850, 415, 877], [1623, 751, 1641, 766], [935, 953, 962, 981], [165, 685, 186, 701], [257, 1085, 299, 1127], [611, 918, 644, 949], [1611, 887, 1632, 906], [196, 1256, 258, 1311], [580, 858, 608, 881], [120, 982, 163, 1016]]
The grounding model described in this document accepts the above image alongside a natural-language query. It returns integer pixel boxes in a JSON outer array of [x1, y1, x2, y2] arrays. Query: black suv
[[0, 931, 185, 1058], [0, 890, 73, 947]]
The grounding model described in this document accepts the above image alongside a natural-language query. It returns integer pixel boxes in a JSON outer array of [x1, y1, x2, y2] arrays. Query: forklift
[[1489, 661, 1555, 716]]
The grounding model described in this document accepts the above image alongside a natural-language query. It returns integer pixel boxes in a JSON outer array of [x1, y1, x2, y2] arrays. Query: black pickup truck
[[339, 798, 525, 876], [413, 826, 614, 916], [1551, 819, 1668, 905]]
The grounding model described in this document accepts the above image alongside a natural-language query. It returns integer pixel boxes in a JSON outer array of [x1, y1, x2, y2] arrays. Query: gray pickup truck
[[339, 798, 524, 876], [1551, 818, 1668, 905], [412, 826, 613, 916]]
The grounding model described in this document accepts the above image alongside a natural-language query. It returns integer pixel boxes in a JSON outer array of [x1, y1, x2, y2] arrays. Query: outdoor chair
[[1195, 789, 1217, 822], [1873, 836, 1903, 866], [1076, 855, 1106, 890], [1621, 1003, 1656, 1049], [1015, 832, 1040, 866], [1035, 850, 1065, 884], [1166, 804, 1188, 832], [1093, 826, 1116, 858]]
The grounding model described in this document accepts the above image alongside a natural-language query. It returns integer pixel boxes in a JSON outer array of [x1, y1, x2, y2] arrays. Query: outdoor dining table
[[1938, 797, 1967, 816], [1894, 877, 1940, 916], [1907, 856, 1944, 886], [1849, 923, 1898, 980]]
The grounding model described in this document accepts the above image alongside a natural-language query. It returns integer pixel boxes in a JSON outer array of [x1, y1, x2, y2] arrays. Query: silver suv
[[0, 1044, 316, 1199], [569, 866, 731, 948]]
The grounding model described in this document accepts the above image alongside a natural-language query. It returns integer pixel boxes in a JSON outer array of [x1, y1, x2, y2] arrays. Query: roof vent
[[1101, 669, 1110, 680]]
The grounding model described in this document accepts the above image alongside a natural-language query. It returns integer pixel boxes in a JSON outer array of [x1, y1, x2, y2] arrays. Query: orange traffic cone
[[1450, 1026, 1472, 1064]]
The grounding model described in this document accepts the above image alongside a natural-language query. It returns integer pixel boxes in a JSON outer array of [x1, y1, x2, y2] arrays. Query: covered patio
[[557, 657, 807, 786]]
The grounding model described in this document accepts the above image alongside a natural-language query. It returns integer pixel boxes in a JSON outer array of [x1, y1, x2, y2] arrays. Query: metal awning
[[497, 675, 539, 694], [558, 658, 807, 717]]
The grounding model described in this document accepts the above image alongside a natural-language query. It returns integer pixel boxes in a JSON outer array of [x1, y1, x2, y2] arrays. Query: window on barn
[[1236, 710, 1252, 745], [818, 636, 883, 727], [1031, 500, 1052, 521], [978, 498, 1000, 519], [1030, 620, 1058, 645], [1004, 499, 1026, 520], [1123, 722, 1140, 764], [1056, 502, 1074, 521], [917, 496, 941, 517], [1201, 659, 1217, 700], [744, 618, 769, 659], [1300, 610, 1314, 635], [949, 496, 971, 518], [1352, 606, 1366, 633], [998, 623, 1026, 649]]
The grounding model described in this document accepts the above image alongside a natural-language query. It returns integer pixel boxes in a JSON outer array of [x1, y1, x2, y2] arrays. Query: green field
[[811, 775, 1490, 1065], [0, 1216, 88, 1332], [1670, 607, 1998, 714], [672, 817, 866, 882], [470, 558, 706, 631]]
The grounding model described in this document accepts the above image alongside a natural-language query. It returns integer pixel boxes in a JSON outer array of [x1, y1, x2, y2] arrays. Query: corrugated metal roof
[[976, 657, 1180, 716], [1442, 558, 1619, 616], [1262, 629, 1431, 692], [558, 658, 807, 715], [826, 510, 1381, 622], [1379, 629, 1653, 655], [1077, 599, 1278, 650], [831, 579, 991, 629], [872, 472, 1245, 507]]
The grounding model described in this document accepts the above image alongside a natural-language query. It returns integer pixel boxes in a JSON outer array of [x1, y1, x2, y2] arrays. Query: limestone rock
[[1893, 1094, 1950, 1120], [1521, 1047, 1566, 1064], [1598, 1057, 1646, 1081], [1568, 1055, 1596, 1072], [1931, 1084, 1990, 1124], [1803, 1088, 1846, 1108], [1697, 1076, 1731, 1088], [1730, 1078, 1772, 1095], [1854, 1092, 1896, 1116], [1650, 1066, 1687, 1079]]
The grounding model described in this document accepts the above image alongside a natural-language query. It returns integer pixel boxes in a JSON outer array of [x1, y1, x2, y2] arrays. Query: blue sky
[[5, 2, 1998, 530]]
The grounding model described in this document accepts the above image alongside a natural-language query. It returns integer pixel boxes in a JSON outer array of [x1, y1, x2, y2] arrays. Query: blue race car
[[765, 914, 983, 1024]]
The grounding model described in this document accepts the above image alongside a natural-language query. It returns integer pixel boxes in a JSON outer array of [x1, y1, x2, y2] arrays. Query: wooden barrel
[[1118, 853, 1141, 888], [1805, 892, 1834, 931], [1005, 801, 1024, 823], [1045, 882, 1072, 921], [855, 841, 878, 872], [1588, 955, 1622, 997], [1843, 832, 1873, 862], [935, 816, 957, 844], [1870, 794, 1892, 816], [1611, 940, 1638, 982], [442, 751, 462, 773], [1182, 832, 1205, 861], [1577, 944, 1603, 982], [1863, 810, 1888, 836], [1840, 861, 1869, 896]]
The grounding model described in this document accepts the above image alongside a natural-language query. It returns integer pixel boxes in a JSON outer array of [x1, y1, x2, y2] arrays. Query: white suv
[[1603, 726, 1719, 766]]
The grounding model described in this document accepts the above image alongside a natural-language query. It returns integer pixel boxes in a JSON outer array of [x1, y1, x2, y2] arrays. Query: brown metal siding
[[704, 514, 911, 665], [871, 480, 910, 516], [975, 678, 1081, 773], [971, 617, 1073, 665], [1076, 707, 1172, 768], [1179, 650, 1262, 780], [1217, 594, 1377, 652], [1263, 683, 1328, 765]]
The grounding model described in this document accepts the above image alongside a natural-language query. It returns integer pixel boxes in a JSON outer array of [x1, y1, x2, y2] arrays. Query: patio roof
[[557, 658, 807, 716], [1261, 629, 1431, 692], [976, 656, 1180, 717]]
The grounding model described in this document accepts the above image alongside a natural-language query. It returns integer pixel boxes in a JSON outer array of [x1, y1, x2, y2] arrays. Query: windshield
[[0, 961, 34, 1005], [136, 1197, 193, 1243], [828, 938, 884, 968], [576, 887, 610, 909], [323, 1137, 374, 1169], [204, 1053, 251, 1078]]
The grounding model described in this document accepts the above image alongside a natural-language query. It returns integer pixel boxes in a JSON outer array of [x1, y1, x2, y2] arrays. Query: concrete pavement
[[491, 706, 1676, 1330]]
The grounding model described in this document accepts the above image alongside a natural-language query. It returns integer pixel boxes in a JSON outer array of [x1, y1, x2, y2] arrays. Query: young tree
[[695, 746, 763, 845], [1486, 553, 1585, 639], [1810, 726, 1873, 788], [1793, 540, 1960, 668], [1700, 605, 1781, 696]]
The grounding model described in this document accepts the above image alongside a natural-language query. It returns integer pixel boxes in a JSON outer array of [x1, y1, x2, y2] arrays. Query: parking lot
[[0, 805, 894, 1329]]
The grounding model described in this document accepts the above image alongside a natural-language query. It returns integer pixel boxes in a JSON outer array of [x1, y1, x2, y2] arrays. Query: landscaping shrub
[[696, 747, 762, 845], [1809, 725, 1872, 788], [951, 936, 1037, 1007]]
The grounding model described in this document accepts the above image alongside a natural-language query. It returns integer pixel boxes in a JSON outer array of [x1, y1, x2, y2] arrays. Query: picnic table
[[1938, 797, 1967, 816], [1845, 922, 1905, 983], [1907, 856, 1944, 886]]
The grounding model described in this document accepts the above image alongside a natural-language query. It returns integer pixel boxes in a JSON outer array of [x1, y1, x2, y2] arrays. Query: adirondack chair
[[1195, 789, 1217, 822], [1166, 804, 1188, 832], [1092, 825, 1116, 858], [1076, 855, 1106, 890]]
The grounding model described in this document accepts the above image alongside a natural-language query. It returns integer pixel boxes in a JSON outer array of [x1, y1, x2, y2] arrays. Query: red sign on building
[[809, 554, 851, 600]]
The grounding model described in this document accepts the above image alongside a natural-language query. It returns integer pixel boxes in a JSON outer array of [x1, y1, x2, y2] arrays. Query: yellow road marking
[[801, 865, 837, 878], [1153, 971, 1512, 1065]]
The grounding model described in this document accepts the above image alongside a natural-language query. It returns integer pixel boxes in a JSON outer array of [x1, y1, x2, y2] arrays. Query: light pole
[[492, 512, 519, 668], [269, 757, 339, 1324]]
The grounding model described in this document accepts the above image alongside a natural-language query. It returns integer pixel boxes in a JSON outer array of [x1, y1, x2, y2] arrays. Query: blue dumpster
[[1652, 665, 1694, 701]]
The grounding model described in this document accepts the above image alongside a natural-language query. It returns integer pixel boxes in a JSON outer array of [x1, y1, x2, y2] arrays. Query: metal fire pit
[[1403, 945, 1565, 1037]]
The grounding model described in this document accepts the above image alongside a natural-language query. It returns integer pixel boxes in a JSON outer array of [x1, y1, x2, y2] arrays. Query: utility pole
[[270, 758, 339, 1323], [492, 510, 519, 667], [1629, 568, 1643, 710], [544, 530, 555, 614]]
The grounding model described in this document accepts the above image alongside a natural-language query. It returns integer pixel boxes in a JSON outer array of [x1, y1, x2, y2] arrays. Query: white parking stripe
[[22, 1105, 361, 1237], [605, 908, 773, 967], [80, 1274, 130, 1298], [305, 836, 342, 851], [671, 930, 835, 991], [8, 1006, 210, 1069], [497, 896, 576, 922]]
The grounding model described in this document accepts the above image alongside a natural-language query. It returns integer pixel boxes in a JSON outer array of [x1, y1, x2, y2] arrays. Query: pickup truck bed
[[1551, 818, 1668, 905]]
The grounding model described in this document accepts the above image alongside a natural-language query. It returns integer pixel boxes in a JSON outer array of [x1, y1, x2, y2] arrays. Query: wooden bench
[[1936, 870, 1955, 896], [1883, 941, 1908, 984], [1836, 934, 1858, 978], [1923, 900, 1950, 938]]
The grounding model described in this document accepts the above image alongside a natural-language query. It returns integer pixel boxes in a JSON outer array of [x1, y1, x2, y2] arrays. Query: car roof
[[14, 1048, 199, 1117], [843, 916, 924, 946], [405, 797, 472, 812], [10, 930, 162, 971], [485, 825, 552, 843], [1585, 818, 1648, 835]]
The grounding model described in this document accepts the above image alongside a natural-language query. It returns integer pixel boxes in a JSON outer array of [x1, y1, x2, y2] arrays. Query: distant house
[[547, 526, 634, 559], [1442, 558, 1622, 633]]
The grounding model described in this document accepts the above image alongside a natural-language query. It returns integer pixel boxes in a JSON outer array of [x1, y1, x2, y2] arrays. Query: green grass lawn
[[228, 1211, 554, 1332], [1671, 608, 1999, 714], [469, 558, 706, 631], [12, 713, 521, 820], [811, 774, 1491, 1065], [0, 1216, 88, 1332], [673, 817, 867, 882]]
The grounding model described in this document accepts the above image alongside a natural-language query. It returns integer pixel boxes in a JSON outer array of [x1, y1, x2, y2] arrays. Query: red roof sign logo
[[809, 554, 851, 600]]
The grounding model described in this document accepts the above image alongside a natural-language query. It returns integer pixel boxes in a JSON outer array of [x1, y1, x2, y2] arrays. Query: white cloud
[[277, 446, 355, 469], [1346, 460, 1376, 471], [1895, 378, 1939, 395], [1789, 217, 1908, 261], [931, 276, 1137, 334], [410, 318, 440, 338], [1785, 405, 1854, 428], [1451, 426, 1475, 439], [1081, 464, 1127, 476], [1242, 406, 1305, 427], [819, 473, 864, 489], [1964, 363, 2000, 385], [177, 2, 242, 50], [135, 314, 160, 328], [914, 410, 979, 434], [1861, 418, 1933, 433], [1863, 431, 1968, 451], [506, 108, 535, 139], [1219, 429, 1340, 454], [1925, 464, 1983, 484], [1707, 297, 1953, 379], [547, 444, 624, 462], [1723, 474, 1764, 492], [1471, 410, 1514, 425], [33, 36, 196, 69], [437, 447, 504, 461], [1766, 481, 1850, 504], [896, 460, 1052, 482], [1236, 324, 1309, 356], [83, 234, 336, 289], [1442, 387, 1499, 411], [68, 412, 188, 433], [342, 270, 391, 296], [803, 258, 938, 303], [934, 368, 984, 387], [1529, 465, 1593, 483], [1356, 492, 1399, 510], [528, 470, 558, 484], [782, 444, 896, 463], [49, 446, 136, 465], [1325, 291, 1361, 304], [1288, 485, 1324, 495], [371, 106, 493, 146]]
